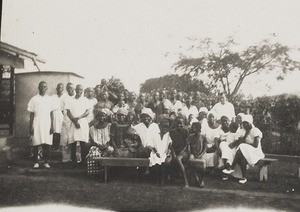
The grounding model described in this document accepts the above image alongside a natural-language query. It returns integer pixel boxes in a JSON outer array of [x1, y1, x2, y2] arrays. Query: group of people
[[27, 80, 265, 187]]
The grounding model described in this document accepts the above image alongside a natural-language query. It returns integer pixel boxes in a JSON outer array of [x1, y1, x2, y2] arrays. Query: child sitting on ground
[[188, 122, 207, 187]]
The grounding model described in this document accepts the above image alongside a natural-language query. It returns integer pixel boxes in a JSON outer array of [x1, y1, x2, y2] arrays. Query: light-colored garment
[[238, 127, 265, 166], [51, 94, 64, 134], [172, 100, 183, 114], [133, 122, 161, 148], [219, 132, 238, 165], [112, 104, 129, 114], [181, 105, 199, 119], [202, 126, 219, 167], [148, 132, 172, 167], [210, 102, 235, 121], [60, 94, 74, 146], [89, 124, 111, 145], [66, 96, 92, 143], [86, 98, 98, 123], [27, 94, 57, 146]]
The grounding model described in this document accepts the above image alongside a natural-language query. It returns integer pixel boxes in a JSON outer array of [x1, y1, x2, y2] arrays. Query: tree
[[174, 37, 300, 99], [140, 73, 210, 95]]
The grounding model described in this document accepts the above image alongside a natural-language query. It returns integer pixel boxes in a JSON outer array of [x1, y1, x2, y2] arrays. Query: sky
[[1, 0, 300, 96]]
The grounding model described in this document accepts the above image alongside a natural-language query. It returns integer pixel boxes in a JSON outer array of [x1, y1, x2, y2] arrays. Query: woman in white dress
[[201, 112, 220, 168], [223, 115, 265, 184]]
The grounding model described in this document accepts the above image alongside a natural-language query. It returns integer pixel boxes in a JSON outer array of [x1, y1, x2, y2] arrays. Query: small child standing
[[188, 122, 207, 187]]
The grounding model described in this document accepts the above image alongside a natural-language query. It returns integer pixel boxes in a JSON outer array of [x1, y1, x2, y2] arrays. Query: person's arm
[[77, 109, 89, 120], [252, 136, 260, 148], [50, 111, 54, 134], [29, 112, 34, 135], [67, 109, 80, 128], [198, 137, 207, 158]]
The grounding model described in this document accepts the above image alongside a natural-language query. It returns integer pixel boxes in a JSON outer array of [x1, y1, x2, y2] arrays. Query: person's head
[[141, 108, 154, 126], [159, 118, 170, 134], [194, 91, 201, 101], [117, 108, 128, 123], [169, 111, 176, 120], [185, 95, 193, 106], [38, 81, 47, 96], [235, 113, 245, 125], [170, 89, 177, 99], [229, 122, 239, 133], [153, 92, 159, 101], [219, 93, 227, 105], [191, 122, 201, 134], [100, 78, 107, 85], [66, 83, 74, 96], [56, 83, 64, 95], [198, 107, 208, 120], [118, 100, 125, 107], [242, 115, 253, 131], [128, 92, 136, 102], [207, 112, 216, 125], [139, 93, 146, 102], [85, 87, 94, 99], [94, 85, 101, 96], [220, 116, 230, 130], [118, 93, 125, 101], [177, 92, 183, 101], [102, 91, 109, 100], [75, 84, 83, 97], [175, 117, 185, 131], [159, 91, 166, 100]]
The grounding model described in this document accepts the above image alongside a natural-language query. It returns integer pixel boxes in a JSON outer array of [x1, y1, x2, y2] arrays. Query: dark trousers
[[70, 141, 87, 164], [33, 144, 50, 163], [52, 133, 61, 150]]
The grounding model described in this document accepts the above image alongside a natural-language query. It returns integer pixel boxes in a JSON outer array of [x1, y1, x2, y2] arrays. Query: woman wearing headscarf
[[223, 114, 265, 184], [201, 112, 220, 168]]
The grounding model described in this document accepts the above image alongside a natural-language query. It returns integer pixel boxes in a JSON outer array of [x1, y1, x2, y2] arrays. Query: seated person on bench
[[110, 108, 135, 157], [88, 108, 114, 156], [223, 115, 265, 184], [188, 122, 207, 187], [133, 108, 161, 160]]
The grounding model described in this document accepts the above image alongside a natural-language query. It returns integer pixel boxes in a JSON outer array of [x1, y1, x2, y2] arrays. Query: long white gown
[[27, 94, 57, 146]]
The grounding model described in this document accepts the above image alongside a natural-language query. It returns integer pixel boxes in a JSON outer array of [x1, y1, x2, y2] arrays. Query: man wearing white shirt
[[28, 81, 57, 169], [66, 84, 91, 166], [85, 87, 98, 124], [210, 93, 235, 122], [181, 95, 198, 120], [60, 83, 75, 163], [51, 83, 64, 150]]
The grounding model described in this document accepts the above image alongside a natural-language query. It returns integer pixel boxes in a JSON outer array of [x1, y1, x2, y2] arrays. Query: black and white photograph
[[0, 0, 300, 211]]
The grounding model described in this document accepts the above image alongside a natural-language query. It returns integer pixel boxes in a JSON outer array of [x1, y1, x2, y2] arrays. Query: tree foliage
[[139, 73, 210, 95], [174, 37, 300, 99]]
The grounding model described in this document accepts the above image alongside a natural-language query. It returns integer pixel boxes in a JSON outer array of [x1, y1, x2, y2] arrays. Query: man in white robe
[[51, 83, 64, 150], [60, 83, 75, 163], [28, 81, 57, 169], [66, 84, 92, 166]]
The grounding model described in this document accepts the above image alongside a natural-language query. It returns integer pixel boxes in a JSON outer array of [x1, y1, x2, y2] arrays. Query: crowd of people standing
[[27, 80, 265, 187]]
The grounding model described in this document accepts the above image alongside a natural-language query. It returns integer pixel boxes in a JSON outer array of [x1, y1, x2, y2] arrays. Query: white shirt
[[27, 94, 57, 146], [211, 101, 235, 121], [181, 105, 199, 119], [133, 122, 161, 147]]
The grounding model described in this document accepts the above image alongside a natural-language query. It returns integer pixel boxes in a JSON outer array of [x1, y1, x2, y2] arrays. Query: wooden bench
[[255, 158, 278, 182], [265, 154, 300, 179], [93, 157, 150, 183]]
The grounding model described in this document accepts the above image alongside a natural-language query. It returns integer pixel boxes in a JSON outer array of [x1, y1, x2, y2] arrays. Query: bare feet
[[183, 184, 189, 189]]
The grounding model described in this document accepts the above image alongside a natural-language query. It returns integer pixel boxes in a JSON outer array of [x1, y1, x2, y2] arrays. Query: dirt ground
[[0, 157, 299, 212]]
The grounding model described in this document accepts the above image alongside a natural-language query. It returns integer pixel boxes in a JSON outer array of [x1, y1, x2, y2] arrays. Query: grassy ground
[[0, 157, 299, 211]]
